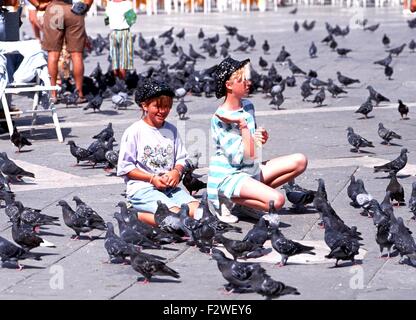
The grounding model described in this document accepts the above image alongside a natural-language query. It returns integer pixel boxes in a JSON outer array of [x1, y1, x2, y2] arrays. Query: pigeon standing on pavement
[[11, 216, 55, 252], [242, 216, 269, 246], [388, 215, 416, 266], [309, 41, 317, 58], [382, 34, 390, 47], [384, 65, 394, 80], [67, 141, 91, 165], [262, 40, 270, 55], [0, 235, 43, 269], [269, 224, 315, 266], [287, 59, 306, 75], [398, 100, 409, 119], [377, 123, 401, 145], [346, 127, 374, 153], [0, 152, 35, 181], [355, 98, 374, 119], [409, 182, 416, 219], [336, 71, 360, 87], [386, 171, 405, 205], [373, 148, 408, 174], [10, 126, 32, 153], [281, 180, 316, 211], [312, 87, 325, 106], [366, 85, 390, 105], [104, 222, 140, 263]]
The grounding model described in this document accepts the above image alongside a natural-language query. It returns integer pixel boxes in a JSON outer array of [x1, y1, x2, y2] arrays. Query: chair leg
[[51, 106, 64, 143], [1, 94, 14, 138]]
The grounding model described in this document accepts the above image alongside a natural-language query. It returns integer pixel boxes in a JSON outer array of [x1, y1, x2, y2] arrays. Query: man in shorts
[[27, 0, 93, 103]]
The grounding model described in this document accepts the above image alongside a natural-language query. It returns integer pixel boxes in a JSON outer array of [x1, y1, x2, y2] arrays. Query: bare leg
[[119, 69, 126, 79], [28, 10, 41, 40], [261, 153, 308, 189], [70, 52, 85, 97], [47, 51, 60, 98], [187, 201, 200, 218], [232, 176, 286, 212]]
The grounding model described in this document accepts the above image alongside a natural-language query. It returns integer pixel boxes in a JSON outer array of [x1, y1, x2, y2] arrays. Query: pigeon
[[373, 53, 392, 67], [197, 28, 204, 39], [287, 59, 306, 75], [302, 20, 316, 31], [289, 7, 297, 14], [309, 41, 317, 58], [113, 213, 161, 249], [130, 252, 180, 283], [388, 216, 416, 266], [386, 171, 405, 205], [11, 216, 55, 252], [323, 216, 362, 267], [275, 46, 290, 63], [0, 235, 43, 269], [14, 201, 60, 227], [312, 178, 328, 217], [234, 42, 249, 52], [182, 160, 206, 195], [247, 35, 256, 49], [176, 28, 185, 40], [259, 56, 268, 69], [176, 98, 187, 120], [214, 233, 272, 260], [327, 79, 347, 97], [262, 40, 270, 55], [83, 93, 103, 112], [312, 87, 325, 106], [224, 25, 238, 36], [382, 34, 390, 47], [329, 40, 338, 52], [104, 222, 141, 263], [355, 98, 373, 119], [409, 182, 416, 219], [366, 85, 390, 105], [380, 191, 394, 217], [104, 149, 119, 172], [374, 148, 408, 174], [0, 152, 35, 181], [211, 248, 266, 294], [235, 33, 248, 43], [336, 71, 360, 87], [251, 273, 300, 300], [321, 33, 333, 45], [159, 27, 174, 38], [300, 79, 312, 101], [347, 176, 370, 209], [67, 141, 91, 165], [364, 23, 380, 32], [269, 92, 284, 110], [154, 200, 184, 235], [376, 220, 394, 259], [378, 123, 401, 145], [398, 99, 409, 119], [57, 200, 106, 239], [92, 122, 114, 142], [365, 199, 390, 226], [384, 65, 393, 80], [386, 43, 406, 56], [189, 44, 206, 60], [285, 75, 296, 87], [242, 216, 269, 246], [409, 39, 416, 52], [346, 127, 374, 153], [269, 225, 315, 266], [72, 196, 106, 225], [281, 180, 315, 211], [336, 48, 352, 57], [220, 37, 231, 49], [220, 46, 229, 58], [10, 126, 32, 153], [293, 21, 299, 33]]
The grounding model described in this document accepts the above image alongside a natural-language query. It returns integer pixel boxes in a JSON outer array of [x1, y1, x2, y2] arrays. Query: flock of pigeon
[[1, 8, 416, 299]]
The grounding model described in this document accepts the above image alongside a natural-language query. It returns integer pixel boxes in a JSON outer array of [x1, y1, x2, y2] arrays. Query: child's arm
[[215, 114, 255, 161]]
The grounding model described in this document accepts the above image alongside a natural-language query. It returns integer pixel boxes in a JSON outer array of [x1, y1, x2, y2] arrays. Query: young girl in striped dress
[[105, 0, 134, 79], [207, 57, 308, 223]]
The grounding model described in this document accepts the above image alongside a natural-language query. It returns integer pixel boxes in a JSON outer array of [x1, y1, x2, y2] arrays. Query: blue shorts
[[128, 186, 197, 214]]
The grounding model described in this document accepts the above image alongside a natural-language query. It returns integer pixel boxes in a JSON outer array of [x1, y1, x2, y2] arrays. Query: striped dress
[[207, 99, 261, 210], [109, 29, 134, 71]]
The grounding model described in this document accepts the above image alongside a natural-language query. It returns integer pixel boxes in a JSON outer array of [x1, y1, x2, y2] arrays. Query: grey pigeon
[[154, 200, 184, 235], [269, 92, 284, 110], [130, 251, 180, 283], [386, 43, 406, 56], [300, 79, 312, 101], [355, 98, 373, 119], [72, 196, 106, 225], [0, 235, 43, 269], [214, 233, 272, 260], [189, 44, 206, 60], [347, 176, 369, 208], [275, 46, 290, 63], [197, 28, 204, 39], [259, 56, 268, 69], [92, 122, 114, 142], [312, 87, 325, 106], [373, 53, 392, 67], [248, 35, 256, 49], [384, 65, 393, 80], [282, 180, 315, 211], [262, 40, 270, 54], [346, 127, 374, 153], [374, 148, 408, 174], [67, 141, 91, 165], [409, 39, 416, 52], [336, 48, 352, 57], [398, 99, 409, 119], [10, 126, 32, 153], [57, 200, 106, 239], [388, 216, 416, 266], [382, 34, 390, 47], [159, 27, 174, 38], [309, 41, 317, 58], [366, 199, 390, 226], [327, 78, 347, 97], [15, 201, 60, 228], [251, 273, 300, 300], [175, 28, 185, 40], [211, 248, 266, 294], [386, 171, 405, 205], [375, 217, 394, 258], [269, 225, 315, 266], [242, 216, 269, 246], [336, 71, 360, 87], [0, 152, 35, 181], [11, 216, 55, 252], [378, 123, 401, 145], [287, 59, 306, 75], [409, 182, 416, 219], [104, 222, 140, 263], [363, 23, 380, 32]]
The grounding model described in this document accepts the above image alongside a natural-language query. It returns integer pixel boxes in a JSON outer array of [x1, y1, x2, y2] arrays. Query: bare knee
[[294, 153, 308, 173], [271, 192, 285, 211]]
